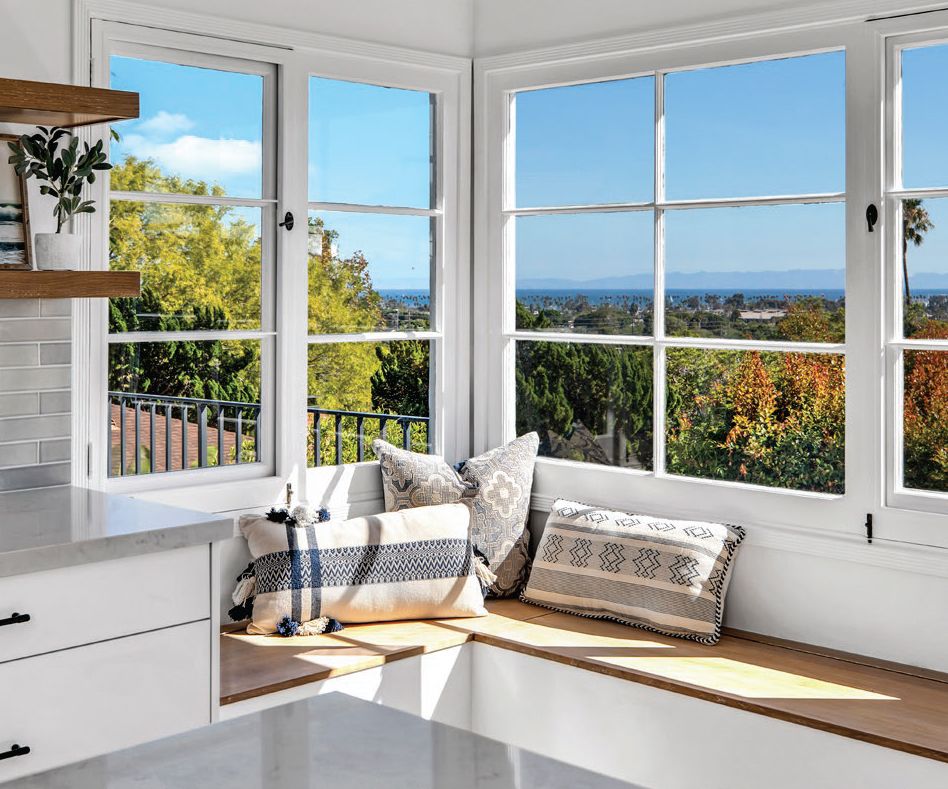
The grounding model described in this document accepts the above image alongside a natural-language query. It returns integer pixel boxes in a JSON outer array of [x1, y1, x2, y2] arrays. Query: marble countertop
[[0, 486, 233, 577], [3, 693, 637, 788]]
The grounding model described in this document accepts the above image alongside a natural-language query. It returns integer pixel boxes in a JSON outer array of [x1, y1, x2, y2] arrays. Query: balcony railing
[[108, 392, 430, 476], [108, 391, 260, 477], [308, 407, 430, 467]]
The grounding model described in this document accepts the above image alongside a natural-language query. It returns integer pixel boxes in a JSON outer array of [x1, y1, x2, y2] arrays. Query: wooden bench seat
[[221, 599, 948, 763]]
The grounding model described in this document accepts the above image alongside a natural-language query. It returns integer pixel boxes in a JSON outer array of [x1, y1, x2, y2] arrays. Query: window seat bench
[[220, 600, 948, 771]]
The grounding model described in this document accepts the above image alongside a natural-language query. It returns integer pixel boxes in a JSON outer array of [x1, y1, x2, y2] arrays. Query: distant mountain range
[[517, 268, 948, 290]]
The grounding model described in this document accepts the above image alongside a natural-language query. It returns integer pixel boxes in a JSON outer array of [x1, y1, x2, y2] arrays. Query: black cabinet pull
[[0, 612, 30, 627], [0, 744, 30, 762]]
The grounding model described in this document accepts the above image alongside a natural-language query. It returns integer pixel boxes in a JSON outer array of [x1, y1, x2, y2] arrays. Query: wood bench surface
[[221, 600, 948, 763]]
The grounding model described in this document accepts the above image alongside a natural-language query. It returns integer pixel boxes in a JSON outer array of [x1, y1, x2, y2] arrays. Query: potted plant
[[7, 126, 111, 270]]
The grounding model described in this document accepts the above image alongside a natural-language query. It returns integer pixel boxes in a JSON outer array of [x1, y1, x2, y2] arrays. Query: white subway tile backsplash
[[39, 438, 70, 463], [0, 303, 74, 489], [0, 462, 70, 491], [39, 343, 71, 365], [0, 442, 38, 468], [0, 414, 70, 442], [0, 345, 40, 367], [0, 301, 40, 318], [0, 319, 70, 342], [39, 391, 70, 413], [0, 393, 39, 417], [0, 366, 71, 393], [40, 299, 72, 318]]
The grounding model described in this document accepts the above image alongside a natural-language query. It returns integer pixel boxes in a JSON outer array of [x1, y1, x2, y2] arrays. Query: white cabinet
[[0, 546, 209, 664], [0, 545, 215, 782], [0, 621, 210, 782]]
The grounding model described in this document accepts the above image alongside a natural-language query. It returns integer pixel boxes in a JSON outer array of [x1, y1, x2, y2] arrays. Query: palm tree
[[903, 199, 934, 302]]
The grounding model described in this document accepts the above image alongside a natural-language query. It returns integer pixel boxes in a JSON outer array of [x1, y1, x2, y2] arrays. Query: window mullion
[[653, 69, 667, 477]]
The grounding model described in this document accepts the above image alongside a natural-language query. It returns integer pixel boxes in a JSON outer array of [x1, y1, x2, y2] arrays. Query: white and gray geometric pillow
[[374, 444, 472, 511], [373, 433, 539, 598], [522, 499, 745, 644]]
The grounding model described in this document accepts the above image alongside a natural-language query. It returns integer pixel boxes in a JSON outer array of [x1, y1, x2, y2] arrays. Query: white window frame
[[73, 2, 471, 514], [881, 15, 948, 519], [93, 27, 280, 494], [476, 20, 948, 551]]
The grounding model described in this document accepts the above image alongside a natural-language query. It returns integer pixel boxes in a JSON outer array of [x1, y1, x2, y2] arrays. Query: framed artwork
[[0, 134, 33, 270]]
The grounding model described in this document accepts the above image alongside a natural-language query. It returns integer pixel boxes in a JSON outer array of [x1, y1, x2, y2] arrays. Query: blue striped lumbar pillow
[[239, 503, 487, 635], [522, 499, 746, 645]]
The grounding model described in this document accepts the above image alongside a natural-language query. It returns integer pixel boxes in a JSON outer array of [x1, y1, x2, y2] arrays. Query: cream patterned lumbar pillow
[[239, 503, 487, 635], [373, 433, 539, 598], [522, 499, 745, 645]]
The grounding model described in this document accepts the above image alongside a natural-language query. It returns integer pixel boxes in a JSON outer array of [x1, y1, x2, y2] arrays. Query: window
[[509, 51, 846, 493], [306, 77, 437, 467], [107, 51, 275, 478], [888, 37, 948, 504], [85, 19, 467, 502]]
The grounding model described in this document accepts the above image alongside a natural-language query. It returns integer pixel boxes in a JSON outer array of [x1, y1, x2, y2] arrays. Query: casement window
[[477, 21, 948, 547], [886, 26, 948, 515], [509, 51, 846, 493], [105, 47, 277, 480], [76, 16, 470, 508], [306, 77, 439, 467]]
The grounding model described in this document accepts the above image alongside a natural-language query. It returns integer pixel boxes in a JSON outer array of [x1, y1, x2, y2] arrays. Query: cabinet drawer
[[0, 545, 209, 663], [0, 620, 210, 781]]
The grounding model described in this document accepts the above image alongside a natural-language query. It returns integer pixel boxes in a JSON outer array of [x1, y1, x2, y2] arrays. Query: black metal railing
[[108, 393, 430, 475], [108, 391, 260, 477], [307, 407, 430, 467]]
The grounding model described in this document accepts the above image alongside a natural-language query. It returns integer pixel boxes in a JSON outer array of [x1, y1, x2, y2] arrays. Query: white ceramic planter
[[33, 233, 81, 271]]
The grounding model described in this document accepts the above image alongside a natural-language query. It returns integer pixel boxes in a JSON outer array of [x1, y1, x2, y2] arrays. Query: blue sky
[[111, 58, 432, 290], [111, 48, 947, 293]]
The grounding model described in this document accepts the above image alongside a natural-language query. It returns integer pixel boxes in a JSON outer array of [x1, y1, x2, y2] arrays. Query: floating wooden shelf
[[0, 78, 139, 128], [0, 270, 140, 299]]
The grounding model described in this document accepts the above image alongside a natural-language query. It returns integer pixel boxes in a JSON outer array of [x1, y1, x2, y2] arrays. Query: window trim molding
[[72, 0, 472, 514], [475, 20, 948, 551]]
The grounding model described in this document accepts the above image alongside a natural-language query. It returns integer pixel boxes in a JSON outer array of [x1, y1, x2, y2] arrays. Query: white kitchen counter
[[0, 486, 232, 577], [2, 692, 638, 788]]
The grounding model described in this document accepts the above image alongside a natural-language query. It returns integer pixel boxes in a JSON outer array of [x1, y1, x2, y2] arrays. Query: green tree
[[903, 198, 934, 303]]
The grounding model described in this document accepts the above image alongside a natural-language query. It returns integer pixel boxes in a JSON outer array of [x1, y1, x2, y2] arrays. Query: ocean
[[379, 288, 948, 306]]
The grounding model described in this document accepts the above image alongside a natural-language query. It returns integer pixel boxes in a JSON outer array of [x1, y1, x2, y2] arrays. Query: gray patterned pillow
[[522, 499, 745, 644], [373, 433, 539, 597]]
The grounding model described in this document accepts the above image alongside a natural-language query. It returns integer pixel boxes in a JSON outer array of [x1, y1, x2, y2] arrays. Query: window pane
[[307, 341, 430, 465], [516, 341, 653, 468], [899, 198, 948, 338], [666, 348, 845, 493], [665, 203, 845, 341], [309, 77, 433, 208], [108, 340, 261, 476], [308, 212, 431, 334], [110, 56, 263, 199], [109, 202, 262, 333], [664, 51, 844, 200], [901, 44, 948, 189], [515, 212, 653, 335], [514, 77, 654, 208], [904, 348, 948, 493]]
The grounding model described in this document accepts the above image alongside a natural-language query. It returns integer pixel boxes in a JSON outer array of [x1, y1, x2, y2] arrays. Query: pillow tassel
[[473, 555, 497, 591], [297, 617, 346, 636], [228, 563, 257, 622]]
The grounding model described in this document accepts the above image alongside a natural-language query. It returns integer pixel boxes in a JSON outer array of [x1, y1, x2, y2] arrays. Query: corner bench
[[221, 600, 948, 785]]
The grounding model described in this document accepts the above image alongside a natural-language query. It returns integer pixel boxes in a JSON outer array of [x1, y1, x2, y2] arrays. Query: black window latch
[[278, 211, 295, 231], [866, 204, 879, 232]]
